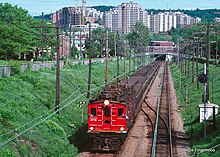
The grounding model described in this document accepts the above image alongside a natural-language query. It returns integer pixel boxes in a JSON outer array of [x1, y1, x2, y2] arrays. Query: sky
[[1, 0, 220, 16]]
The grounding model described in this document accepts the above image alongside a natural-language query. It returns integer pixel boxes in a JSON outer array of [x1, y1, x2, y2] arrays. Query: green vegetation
[[0, 57, 153, 156], [84, 27, 125, 58], [127, 22, 151, 47], [171, 22, 220, 60], [0, 3, 56, 60], [170, 62, 220, 157]]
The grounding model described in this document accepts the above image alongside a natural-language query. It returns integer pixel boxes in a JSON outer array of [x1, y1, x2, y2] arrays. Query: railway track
[[150, 62, 176, 157], [78, 62, 188, 157], [78, 61, 160, 157]]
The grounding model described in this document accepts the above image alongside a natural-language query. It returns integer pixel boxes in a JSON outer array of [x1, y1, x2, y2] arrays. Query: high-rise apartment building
[[154, 12, 177, 33], [103, 10, 113, 31], [103, 2, 148, 34], [61, 7, 81, 27], [103, 2, 201, 34], [51, 7, 103, 27], [152, 11, 200, 34]]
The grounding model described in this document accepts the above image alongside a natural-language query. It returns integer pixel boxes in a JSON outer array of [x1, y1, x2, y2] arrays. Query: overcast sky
[[1, 0, 220, 16]]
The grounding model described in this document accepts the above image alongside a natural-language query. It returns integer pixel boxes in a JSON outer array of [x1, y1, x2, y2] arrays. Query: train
[[87, 61, 160, 151]]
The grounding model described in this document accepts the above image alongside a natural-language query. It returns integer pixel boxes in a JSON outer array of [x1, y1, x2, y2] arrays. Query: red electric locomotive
[[87, 61, 160, 151]]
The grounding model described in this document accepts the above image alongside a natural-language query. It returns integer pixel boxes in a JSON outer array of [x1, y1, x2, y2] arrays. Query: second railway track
[[151, 62, 176, 157]]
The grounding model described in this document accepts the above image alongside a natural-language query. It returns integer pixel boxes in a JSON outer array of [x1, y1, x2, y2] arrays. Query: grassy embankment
[[170, 61, 220, 157], [0, 57, 152, 156]]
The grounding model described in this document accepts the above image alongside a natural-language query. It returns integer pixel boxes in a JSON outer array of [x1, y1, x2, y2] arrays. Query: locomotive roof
[[90, 84, 130, 103]]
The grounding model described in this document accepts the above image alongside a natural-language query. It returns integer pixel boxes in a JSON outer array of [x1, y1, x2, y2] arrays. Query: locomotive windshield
[[118, 108, 124, 117], [91, 108, 96, 116]]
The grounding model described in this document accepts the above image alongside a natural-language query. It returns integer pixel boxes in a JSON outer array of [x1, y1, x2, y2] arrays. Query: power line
[[0, 75, 121, 147], [0, 85, 83, 140]]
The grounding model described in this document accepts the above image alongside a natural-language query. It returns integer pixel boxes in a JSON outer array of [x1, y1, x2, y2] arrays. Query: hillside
[[170, 61, 220, 156], [0, 59, 140, 156]]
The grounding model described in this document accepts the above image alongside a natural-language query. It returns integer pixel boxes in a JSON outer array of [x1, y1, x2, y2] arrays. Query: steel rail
[[166, 63, 173, 157], [151, 63, 173, 157], [151, 64, 165, 157]]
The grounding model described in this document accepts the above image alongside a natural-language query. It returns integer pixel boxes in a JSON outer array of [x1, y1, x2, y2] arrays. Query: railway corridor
[[154, 63, 174, 157], [77, 62, 190, 157], [145, 62, 190, 157]]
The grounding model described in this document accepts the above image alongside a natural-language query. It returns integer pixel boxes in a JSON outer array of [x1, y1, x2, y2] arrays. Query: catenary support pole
[[55, 12, 60, 114], [87, 23, 92, 98]]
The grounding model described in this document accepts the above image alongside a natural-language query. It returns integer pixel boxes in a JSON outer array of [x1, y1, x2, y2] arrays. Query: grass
[[170, 61, 220, 157], [0, 57, 153, 156]]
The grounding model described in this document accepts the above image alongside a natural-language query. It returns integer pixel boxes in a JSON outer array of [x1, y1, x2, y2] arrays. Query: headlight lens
[[104, 100, 110, 106], [90, 127, 94, 131], [120, 127, 124, 131]]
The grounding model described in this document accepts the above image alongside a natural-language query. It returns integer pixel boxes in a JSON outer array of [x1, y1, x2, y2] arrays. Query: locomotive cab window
[[104, 107, 110, 117], [91, 108, 96, 116], [118, 108, 124, 117]]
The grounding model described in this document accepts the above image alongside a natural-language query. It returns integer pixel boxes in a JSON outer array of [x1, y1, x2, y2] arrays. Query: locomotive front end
[[87, 100, 127, 151]]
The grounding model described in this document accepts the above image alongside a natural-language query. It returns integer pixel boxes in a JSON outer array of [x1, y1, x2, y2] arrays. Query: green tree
[[0, 3, 56, 60], [127, 22, 151, 51]]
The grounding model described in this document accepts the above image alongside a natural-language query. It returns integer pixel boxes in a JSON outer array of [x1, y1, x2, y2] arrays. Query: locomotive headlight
[[104, 100, 110, 106], [90, 127, 94, 131], [120, 127, 124, 131]]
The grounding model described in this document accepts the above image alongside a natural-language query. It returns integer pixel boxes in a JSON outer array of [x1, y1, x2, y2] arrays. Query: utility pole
[[72, 26, 76, 59], [192, 39, 195, 83], [216, 31, 219, 64], [177, 38, 180, 66], [30, 12, 45, 61], [114, 33, 117, 57], [87, 23, 92, 98], [199, 39, 203, 57], [116, 32, 119, 84], [124, 38, 126, 78], [182, 45, 185, 74], [185, 47, 187, 76], [188, 48, 190, 80], [62, 32, 64, 59], [41, 12, 45, 62], [180, 44, 183, 73], [187, 46, 190, 104], [80, 28, 82, 58], [82, 0, 85, 25], [206, 23, 210, 101], [204, 63, 207, 138], [105, 31, 109, 87], [129, 46, 131, 74], [69, 24, 72, 59], [196, 38, 199, 89], [31, 12, 61, 113], [55, 12, 60, 114]]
